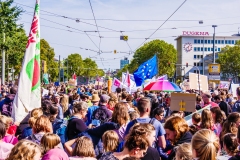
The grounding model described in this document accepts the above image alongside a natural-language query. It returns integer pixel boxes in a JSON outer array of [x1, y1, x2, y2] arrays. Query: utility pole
[[212, 25, 217, 63], [67, 59, 68, 81], [58, 55, 60, 82], [2, 32, 5, 85]]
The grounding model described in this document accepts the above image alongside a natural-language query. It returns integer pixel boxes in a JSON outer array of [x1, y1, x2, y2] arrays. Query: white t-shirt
[[0, 141, 14, 160]]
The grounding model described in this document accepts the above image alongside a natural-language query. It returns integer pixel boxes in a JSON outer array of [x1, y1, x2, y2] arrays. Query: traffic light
[[186, 63, 188, 67], [120, 35, 128, 41], [114, 50, 117, 54]]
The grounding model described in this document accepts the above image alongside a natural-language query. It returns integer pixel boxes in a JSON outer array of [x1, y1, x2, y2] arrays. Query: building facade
[[175, 32, 240, 79], [120, 58, 129, 69]]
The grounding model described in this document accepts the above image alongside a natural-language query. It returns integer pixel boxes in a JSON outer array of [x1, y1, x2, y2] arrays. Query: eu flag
[[133, 55, 158, 86]]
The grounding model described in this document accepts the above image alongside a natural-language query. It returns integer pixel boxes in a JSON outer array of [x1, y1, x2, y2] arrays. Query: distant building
[[175, 31, 240, 80], [120, 57, 129, 69]]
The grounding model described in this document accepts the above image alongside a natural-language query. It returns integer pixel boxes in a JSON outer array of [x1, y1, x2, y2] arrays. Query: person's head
[[124, 125, 149, 158], [41, 100, 53, 116], [60, 94, 69, 113], [10, 86, 17, 94], [236, 87, 240, 97], [129, 111, 139, 120], [153, 107, 164, 121], [72, 136, 95, 158], [200, 109, 213, 129], [112, 102, 130, 126], [116, 87, 122, 94], [29, 108, 43, 128], [40, 133, 61, 154], [165, 97, 171, 107], [192, 129, 220, 160], [210, 107, 224, 124], [214, 95, 221, 103], [91, 94, 100, 104], [0, 115, 13, 130], [122, 92, 128, 100], [164, 116, 189, 145], [221, 112, 240, 140], [108, 93, 118, 108], [192, 113, 201, 125], [33, 115, 53, 134], [73, 101, 88, 118], [175, 143, 192, 160], [100, 94, 110, 105], [42, 148, 68, 160], [196, 95, 202, 104], [0, 120, 6, 140], [102, 130, 119, 152], [137, 97, 151, 115], [223, 133, 239, 156], [6, 140, 42, 160], [201, 91, 211, 104], [141, 123, 156, 146]]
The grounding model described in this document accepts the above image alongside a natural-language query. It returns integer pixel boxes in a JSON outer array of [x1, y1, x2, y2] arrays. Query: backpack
[[133, 118, 156, 126], [1, 101, 13, 117], [233, 101, 240, 113], [92, 107, 109, 125], [53, 117, 77, 144]]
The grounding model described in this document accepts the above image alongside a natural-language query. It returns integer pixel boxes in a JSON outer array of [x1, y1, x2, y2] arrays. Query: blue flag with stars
[[133, 55, 158, 86]]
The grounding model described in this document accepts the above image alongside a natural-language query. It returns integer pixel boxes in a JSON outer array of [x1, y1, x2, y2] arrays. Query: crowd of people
[[0, 83, 240, 160]]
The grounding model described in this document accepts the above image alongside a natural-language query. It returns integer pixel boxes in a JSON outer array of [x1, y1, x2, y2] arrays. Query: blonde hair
[[176, 143, 192, 160], [29, 108, 43, 128], [40, 133, 61, 154], [72, 136, 95, 157], [112, 102, 130, 126], [102, 130, 119, 152], [192, 129, 219, 160], [0, 115, 13, 130], [60, 94, 69, 113], [6, 140, 42, 160], [33, 115, 53, 134], [108, 93, 118, 108]]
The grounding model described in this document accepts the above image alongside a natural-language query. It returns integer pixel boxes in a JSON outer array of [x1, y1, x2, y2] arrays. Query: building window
[[200, 63, 203, 66], [215, 40, 217, 44], [205, 40, 207, 44], [194, 39, 197, 44], [201, 47, 203, 51], [204, 48, 207, 51], [201, 55, 203, 58], [211, 40, 213, 44], [197, 47, 200, 51], [228, 40, 231, 44], [198, 40, 200, 44], [211, 48, 213, 51], [225, 40, 228, 44], [232, 40, 235, 44], [194, 47, 197, 51], [222, 40, 224, 44], [208, 40, 211, 44], [194, 55, 197, 59], [218, 40, 221, 44], [197, 55, 200, 59], [208, 47, 210, 51], [194, 62, 196, 66], [218, 48, 220, 52], [201, 40, 203, 44]]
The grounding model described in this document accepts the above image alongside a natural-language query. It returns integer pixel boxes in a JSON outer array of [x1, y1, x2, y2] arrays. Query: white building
[[175, 31, 240, 79]]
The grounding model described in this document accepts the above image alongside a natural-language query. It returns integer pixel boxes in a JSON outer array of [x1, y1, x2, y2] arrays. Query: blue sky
[[14, 0, 240, 70]]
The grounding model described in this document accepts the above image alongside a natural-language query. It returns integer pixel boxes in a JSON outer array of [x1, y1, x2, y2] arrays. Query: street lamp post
[[212, 25, 217, 63]]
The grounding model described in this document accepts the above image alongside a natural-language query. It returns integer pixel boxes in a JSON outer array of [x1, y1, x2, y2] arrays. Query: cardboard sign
[[230, 84, 240, 97], [170, 93, 197, 112], [189, 73, 208, 91], [69, 79, 77, 87], [219, 81, 230, 89]]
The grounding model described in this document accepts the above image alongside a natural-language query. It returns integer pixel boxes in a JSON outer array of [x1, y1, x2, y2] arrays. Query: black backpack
[[92, 107, 109, 125]]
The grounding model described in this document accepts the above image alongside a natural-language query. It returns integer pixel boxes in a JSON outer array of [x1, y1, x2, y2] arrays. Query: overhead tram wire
[[133, 0, 187, 54]]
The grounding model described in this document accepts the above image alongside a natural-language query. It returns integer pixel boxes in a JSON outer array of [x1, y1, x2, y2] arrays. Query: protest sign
[[170, 93, 197, 112], [189, 73, 208, 91]]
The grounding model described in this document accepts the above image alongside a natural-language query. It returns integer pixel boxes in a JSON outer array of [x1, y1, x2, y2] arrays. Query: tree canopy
[[216, 40, 240, 78], [121, 39, 177, 77]]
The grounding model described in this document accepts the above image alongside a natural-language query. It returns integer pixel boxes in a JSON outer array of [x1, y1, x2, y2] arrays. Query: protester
[[200, 109, 218, 134], [214, 95, 229, 117], [201, 91, 218, 108], [6, 140, 42, 160], [191, 129, 220, 160], [102, 130, 119, 152], [66, 101, 88, 140], [152, 107, 165, 123], [0, 121, 14, 159], [60, 94, 69, 116], [40, 133, 62, 154], [210, 107, 224, 136], [175, 143, 192, 160], [222, 133, 240, 160], [189, 113, 201, 135], [125, 97, 166, 149], [86, 94, 100, 126], [164, 116, 192, 160], [27, 115, 53, 144], [112, 102, 130, 142], [108, 93, 118, 111], [22, 108, 43, 139], [42, 148, 69, 160], [70, 136, 97, 160]]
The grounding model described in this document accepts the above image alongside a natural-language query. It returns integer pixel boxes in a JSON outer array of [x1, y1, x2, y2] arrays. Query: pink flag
[[114, 78, 121, 87]]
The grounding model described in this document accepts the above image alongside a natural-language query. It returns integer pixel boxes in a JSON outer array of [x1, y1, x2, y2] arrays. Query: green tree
[[64, 53, 83, 77], [125, 39, 177, 77], [82, 58, 98, 78], [40, 39, 58, 82], [216, 40, 240, 78]]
